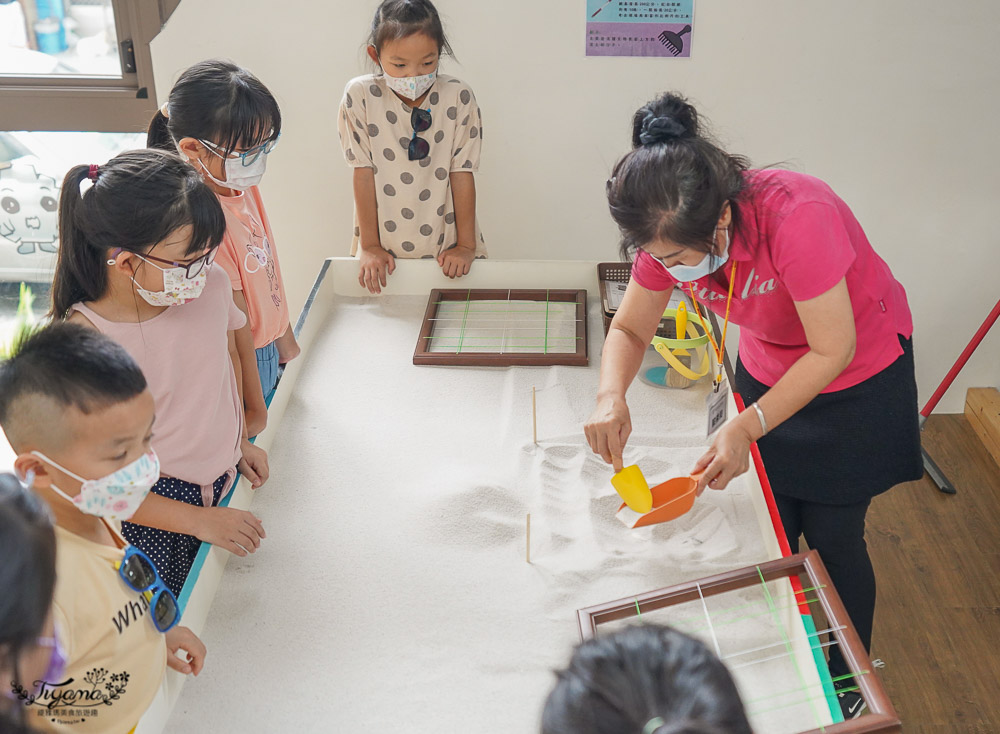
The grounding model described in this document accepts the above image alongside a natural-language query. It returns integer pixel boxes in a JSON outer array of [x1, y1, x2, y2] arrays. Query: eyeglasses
[[138, 247, 218, 279], [114, 545, 180, 632], [408, 107, 432, 161], [200, 133, 280, 167]]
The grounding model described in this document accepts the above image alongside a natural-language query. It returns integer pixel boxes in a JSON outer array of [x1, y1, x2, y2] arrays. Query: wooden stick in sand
[[526, 513, 531, 564], [532, 386, 538, 444]]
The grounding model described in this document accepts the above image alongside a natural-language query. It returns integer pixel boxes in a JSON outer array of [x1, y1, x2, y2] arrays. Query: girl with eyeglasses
[[149, 59, 299, 431], [50, 149, 269, 597], [340, 0, 487, 294]]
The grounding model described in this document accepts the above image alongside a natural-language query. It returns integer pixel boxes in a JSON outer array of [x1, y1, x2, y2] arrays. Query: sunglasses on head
[[409, 107, 432, 161], [114, 545, 180, 632]]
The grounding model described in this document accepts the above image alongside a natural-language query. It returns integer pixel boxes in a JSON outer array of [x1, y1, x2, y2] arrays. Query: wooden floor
[[862, 414, 1000, 732]]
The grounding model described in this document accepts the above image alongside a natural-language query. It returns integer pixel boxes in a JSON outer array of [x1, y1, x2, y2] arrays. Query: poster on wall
[[586, 0, 694, 58]]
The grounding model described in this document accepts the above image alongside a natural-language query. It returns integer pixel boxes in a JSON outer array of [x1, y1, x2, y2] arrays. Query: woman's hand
[[584, 394, 632, 473], [358, 244, 396, 294], [437, 244, 475, 279], [691, 419, 754, 493]]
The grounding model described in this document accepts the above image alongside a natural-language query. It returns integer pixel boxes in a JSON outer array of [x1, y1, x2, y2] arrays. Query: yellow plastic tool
[[611, 465, 653, 513], [674, 302, 689, 355]]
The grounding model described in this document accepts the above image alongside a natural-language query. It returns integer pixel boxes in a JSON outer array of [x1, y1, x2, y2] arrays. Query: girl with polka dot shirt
[[339, 0, 487, 294]]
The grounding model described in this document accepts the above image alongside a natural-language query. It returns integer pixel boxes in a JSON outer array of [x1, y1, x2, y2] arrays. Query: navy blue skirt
[[121, 472, 231, 596], [735, 335, 922, 505]]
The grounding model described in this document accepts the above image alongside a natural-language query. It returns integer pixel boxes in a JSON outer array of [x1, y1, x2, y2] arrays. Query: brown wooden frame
[[413, 288, 588, 367], [577, 551, 902, 734]]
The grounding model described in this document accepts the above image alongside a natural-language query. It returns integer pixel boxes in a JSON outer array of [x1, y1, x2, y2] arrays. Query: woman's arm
[[440, 172, 477, 278], [355, 167, 395, 294], [585, 280, 674, 471], [231, 291, 267, 437], [694, 277, 856, 491]]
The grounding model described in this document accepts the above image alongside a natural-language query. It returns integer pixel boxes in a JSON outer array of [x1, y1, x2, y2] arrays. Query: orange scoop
[[616, 472, 705, 528]]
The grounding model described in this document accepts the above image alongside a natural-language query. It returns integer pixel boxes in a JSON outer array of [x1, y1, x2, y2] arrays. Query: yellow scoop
[[611, 465, 653, 513], [674, 301, 689, 355]]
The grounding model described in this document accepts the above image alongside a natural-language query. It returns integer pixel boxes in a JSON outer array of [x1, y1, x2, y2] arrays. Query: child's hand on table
[[438, 244, 475, 279], [165, 626, 206, 676], [276, 325, 300, 364], [194, 506, 266, 556], [359, 244, 396, 294], [238, 440, 269, 488]]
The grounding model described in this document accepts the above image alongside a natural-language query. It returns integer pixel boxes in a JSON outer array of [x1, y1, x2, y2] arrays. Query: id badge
[[706, 379, 729, 438]]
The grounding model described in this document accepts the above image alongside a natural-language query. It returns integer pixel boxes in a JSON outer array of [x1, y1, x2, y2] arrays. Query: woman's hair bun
[[632, 92, 699, 148]]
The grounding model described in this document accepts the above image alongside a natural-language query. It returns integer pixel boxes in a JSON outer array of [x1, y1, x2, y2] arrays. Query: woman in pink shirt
[[585, 92, 921, 717]]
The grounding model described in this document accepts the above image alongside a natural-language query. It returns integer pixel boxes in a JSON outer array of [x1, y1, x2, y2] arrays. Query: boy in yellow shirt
[[0, 323, 206, 733]]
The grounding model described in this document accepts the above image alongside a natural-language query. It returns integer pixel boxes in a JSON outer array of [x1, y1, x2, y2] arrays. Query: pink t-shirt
[[630, 169, 913, 392], [71, 267, 246, 484], [215, 187, 290, 349]]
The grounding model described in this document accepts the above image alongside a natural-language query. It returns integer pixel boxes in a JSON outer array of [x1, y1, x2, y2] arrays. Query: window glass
[[0, 130, 143, 347], [0, 0, 123, 77]]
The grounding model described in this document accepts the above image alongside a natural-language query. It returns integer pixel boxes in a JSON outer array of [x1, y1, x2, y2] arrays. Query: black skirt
[[735, 335, 923, 505]]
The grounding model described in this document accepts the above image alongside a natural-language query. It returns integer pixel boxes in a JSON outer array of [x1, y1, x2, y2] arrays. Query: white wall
[[150, 0, 1000, 414]]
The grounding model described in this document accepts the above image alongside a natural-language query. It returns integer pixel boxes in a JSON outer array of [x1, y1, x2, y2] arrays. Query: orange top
[[215, 187, 290, 349]]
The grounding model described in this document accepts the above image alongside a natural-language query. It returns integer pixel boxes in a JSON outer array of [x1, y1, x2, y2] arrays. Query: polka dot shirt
[[338, 73, 487, 260]]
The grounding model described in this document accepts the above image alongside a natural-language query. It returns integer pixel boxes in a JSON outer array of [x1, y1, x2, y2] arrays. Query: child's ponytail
[[51, 165, 105, 319], [147, 108, 174, 151], [49, 150, 226, 319]]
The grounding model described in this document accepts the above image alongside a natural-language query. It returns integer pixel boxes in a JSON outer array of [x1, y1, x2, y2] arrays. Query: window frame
[[0, 0, 177, 132]]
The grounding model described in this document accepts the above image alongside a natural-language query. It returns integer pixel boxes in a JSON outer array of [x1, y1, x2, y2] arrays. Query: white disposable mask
[[381, 66, 437, 100], [31, 449, 160, 522], [657, 228, 731, 283], [130, 256, 211, 307], [192, 139, 272, 191]]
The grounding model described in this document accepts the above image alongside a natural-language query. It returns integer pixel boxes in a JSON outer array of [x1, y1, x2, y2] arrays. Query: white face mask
[[381, 66, 437, 100], [656, 228, 731, 283], [130, 256, 211, 307], [195, 140, 270, 191], [31, 449, 160, 522]]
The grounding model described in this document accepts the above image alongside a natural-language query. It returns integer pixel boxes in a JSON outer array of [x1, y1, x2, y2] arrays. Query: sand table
[[165, 284, 826, 732]]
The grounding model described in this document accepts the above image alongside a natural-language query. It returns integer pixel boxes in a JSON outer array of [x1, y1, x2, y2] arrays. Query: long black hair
[[607, 92, 752, 262], [541, 624, 753, 734], [0, 473, 56, 732], [50, 148, 226, 319], [147, 59, 281, 158], [368, 0, 453, 59]]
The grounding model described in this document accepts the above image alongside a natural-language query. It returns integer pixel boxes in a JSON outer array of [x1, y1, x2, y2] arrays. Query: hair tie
[[639, 112, 687, 146], [643, 718, 665, 734], [87, 164, 100, 182], [159, 101, 170, 118]]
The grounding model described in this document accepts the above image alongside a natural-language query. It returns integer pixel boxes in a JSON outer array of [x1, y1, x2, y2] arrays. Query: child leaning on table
[[0, 323, 206, 734]]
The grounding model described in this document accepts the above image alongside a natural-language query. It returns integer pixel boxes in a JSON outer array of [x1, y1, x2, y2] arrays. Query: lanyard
[[686, 261, 737, 392]]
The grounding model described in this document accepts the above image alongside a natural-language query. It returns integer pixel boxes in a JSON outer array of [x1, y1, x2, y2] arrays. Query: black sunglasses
[[408, 107, 432, 161]]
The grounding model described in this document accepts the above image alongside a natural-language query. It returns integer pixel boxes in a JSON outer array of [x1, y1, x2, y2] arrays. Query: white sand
[[166, 294, 826, 733]]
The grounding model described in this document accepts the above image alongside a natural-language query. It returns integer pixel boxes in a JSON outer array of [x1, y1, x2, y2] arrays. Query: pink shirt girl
[[70, 266, 245, 492]]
